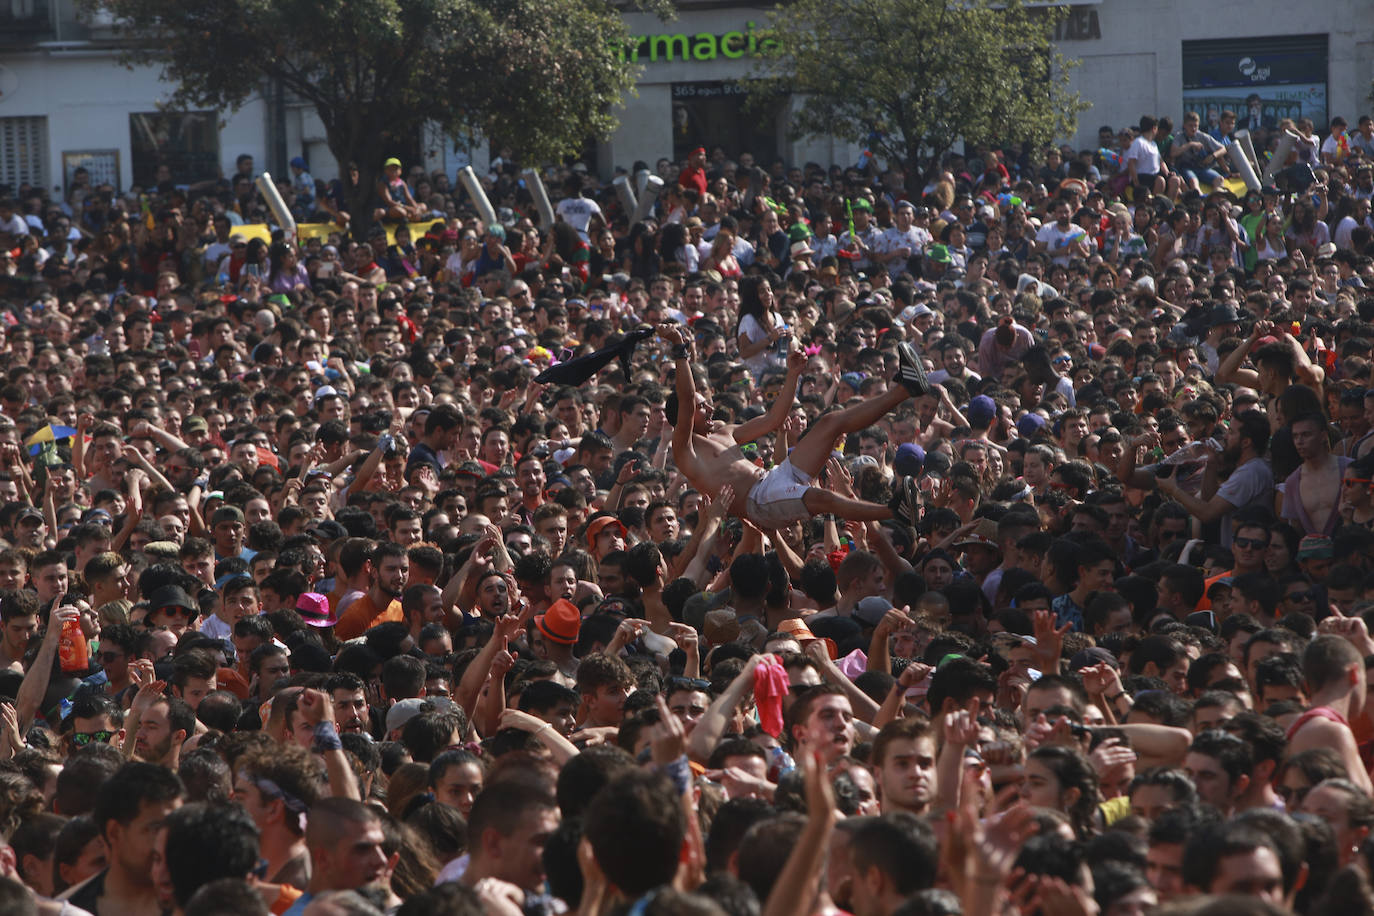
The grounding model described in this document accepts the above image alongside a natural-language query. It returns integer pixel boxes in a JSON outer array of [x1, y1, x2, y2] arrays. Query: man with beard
[[68, 762, 184, 916], [127, 694, 195, 768], [1035, 197, 1092, 267], [324, 672, 376, 738], [1157, 409, 1272, 547], [333, 542, 409, 640], [473, 570, 513, 620]]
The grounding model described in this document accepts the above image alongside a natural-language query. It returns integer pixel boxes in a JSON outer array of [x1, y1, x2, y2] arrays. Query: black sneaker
[[889, 476, 921, 527], [896, 342, 931, 397]]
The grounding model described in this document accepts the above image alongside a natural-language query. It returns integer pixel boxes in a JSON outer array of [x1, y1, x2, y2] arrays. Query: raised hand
[[667, 622, 699, 655], [1319, 614, 1374, 654], [875, 606, 915, 640], [967, 794, 1038, 885], [648, 695, 687, 766], [898, 662, 933, 689], [499, 707, 546, 733], [801, 747, 837, 822], [298, 688, 335, 727], [943, 698, 982, 747], [710, 485, 735, 520], [1030, 610, 1071, 675], [1079, 663, 1123, 699], [1089, 737, 1137, 787], [130, 679, 167, 720]]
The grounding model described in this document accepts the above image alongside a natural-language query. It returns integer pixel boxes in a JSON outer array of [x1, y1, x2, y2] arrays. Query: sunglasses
[[158, 606, 196, 618], [1285, 589, 1318, 602], [71, 730, 114, 747], [665, 677, 710, 694], [98, 650, 123, 664], [1343, 478, 1372, 487], [1233, 537, 1269, 550]]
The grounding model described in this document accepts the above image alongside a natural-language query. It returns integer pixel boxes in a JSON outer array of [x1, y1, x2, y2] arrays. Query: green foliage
[[750, 0, 1086, 190], [91, 0, 653, 234]]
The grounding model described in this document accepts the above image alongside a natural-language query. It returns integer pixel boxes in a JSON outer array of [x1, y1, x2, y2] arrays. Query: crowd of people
[[0, 101, 1372, 916]]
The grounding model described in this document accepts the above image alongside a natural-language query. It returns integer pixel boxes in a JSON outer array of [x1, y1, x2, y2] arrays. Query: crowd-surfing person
[[0, 108, 1372, 916]]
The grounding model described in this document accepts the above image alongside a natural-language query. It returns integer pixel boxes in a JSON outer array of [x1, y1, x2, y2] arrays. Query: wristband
[[672, 344, 690, 360], [312, 721, 343, 753], [1106, 691, 1126, 703], [661, 754, 692, 794]]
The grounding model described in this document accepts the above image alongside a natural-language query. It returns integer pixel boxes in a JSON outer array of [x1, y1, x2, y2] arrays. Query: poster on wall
[[1182, 35, 1328, 142], [62, 150, 120, 194]]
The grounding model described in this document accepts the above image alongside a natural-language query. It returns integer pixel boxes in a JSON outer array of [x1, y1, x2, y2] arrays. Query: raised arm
[[659, 324, 700, 464], [17, 601, 79, 731], [687, 654, 765, 764], [735, 347, 804, 443], [1215, 323, 1266, 388]]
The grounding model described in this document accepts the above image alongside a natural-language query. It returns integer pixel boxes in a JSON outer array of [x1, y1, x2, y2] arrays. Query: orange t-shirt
[[334, 592, 403, 640], [268, 884, 303, 915], [1195, 569, 1232, 612], [217, 667, 251, 700]]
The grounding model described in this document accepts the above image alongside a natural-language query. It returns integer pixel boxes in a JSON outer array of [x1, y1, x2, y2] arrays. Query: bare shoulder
[[1291, 715, 1353, 746]]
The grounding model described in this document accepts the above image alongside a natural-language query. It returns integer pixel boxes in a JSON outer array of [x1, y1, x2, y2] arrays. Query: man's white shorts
[[746, 458, 814, 527]]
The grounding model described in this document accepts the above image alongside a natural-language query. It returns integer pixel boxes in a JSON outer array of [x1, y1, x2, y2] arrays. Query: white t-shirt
[[555, 197, 602, 240], [0, 213, 28, 237], [1125, 136, 1163, 175], [739, 311, 786, 377], [1036, 222, 1082, 266]]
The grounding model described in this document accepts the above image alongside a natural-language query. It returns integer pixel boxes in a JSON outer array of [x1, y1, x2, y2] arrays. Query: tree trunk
[[326, 119, 385, 244]]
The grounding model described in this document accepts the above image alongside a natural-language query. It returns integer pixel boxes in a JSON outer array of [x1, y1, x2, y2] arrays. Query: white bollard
[[613, 175, 638, 221], [1227, 133, 1262, 191], [632, 175, 664, 224], [1262, 131, 1297, 184], [522, 168, 556, 228], [254, 172, 296, 240], [458, 165, 498, 228]]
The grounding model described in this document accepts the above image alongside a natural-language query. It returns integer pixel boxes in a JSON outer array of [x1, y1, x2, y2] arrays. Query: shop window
[[672, 82, 784, 165], [129, 111, 220, 188]]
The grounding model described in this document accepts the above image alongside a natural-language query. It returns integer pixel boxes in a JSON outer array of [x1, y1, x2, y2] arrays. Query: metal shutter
[[0, 115, 49, 190]]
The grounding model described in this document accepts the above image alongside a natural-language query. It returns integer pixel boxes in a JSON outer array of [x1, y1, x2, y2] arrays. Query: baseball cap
[[967, 395, 997, 426], [1018, 413, 1047, 437], [894, 442, 926, 477], [211, 506, 245, 527], [182, 416, 209, 434], [855, 596, 895, 627], [385, 698, 429, 734], [384, 157, 402, 168]]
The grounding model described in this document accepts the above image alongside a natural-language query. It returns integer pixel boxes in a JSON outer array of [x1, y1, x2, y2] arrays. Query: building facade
[[1, 0, 1371, 193]]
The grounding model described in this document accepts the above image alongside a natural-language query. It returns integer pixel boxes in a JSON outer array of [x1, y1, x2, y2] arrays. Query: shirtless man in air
[[658, 324, 927, 528]]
